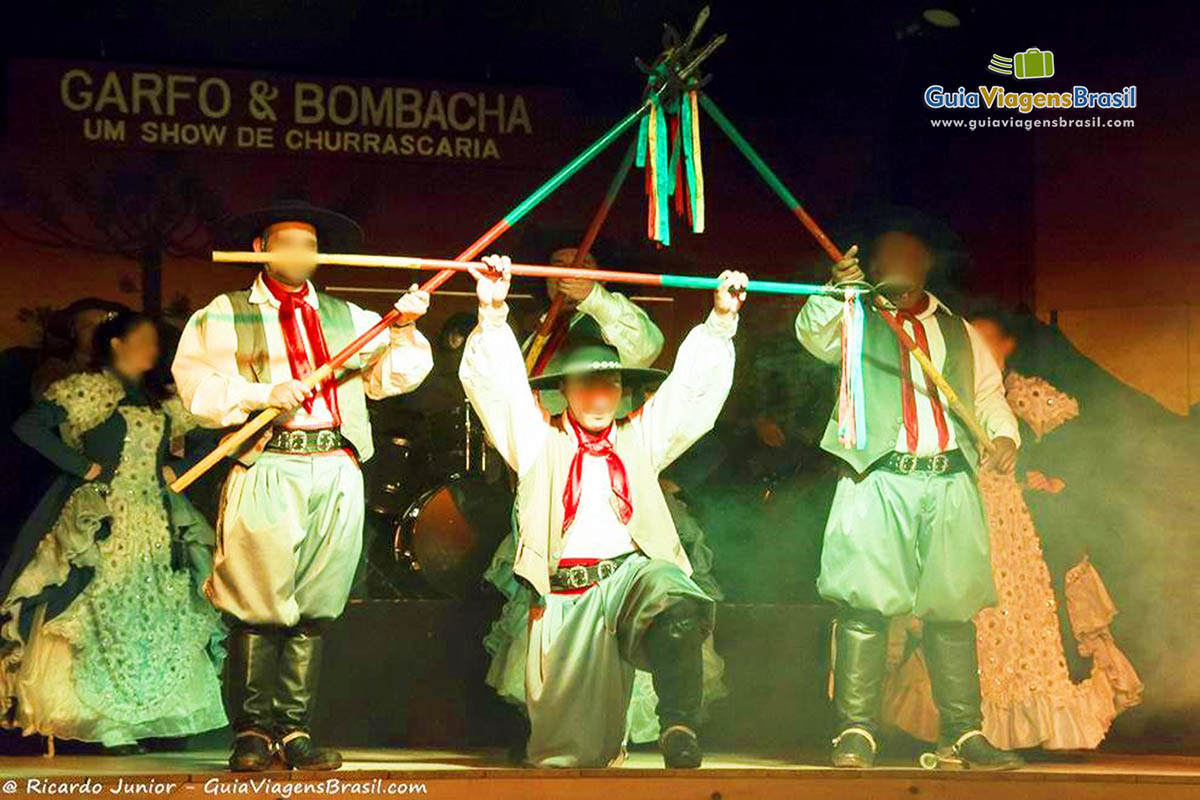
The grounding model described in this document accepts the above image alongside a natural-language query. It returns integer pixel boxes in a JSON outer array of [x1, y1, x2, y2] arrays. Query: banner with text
[[4, 58, 573, 167]]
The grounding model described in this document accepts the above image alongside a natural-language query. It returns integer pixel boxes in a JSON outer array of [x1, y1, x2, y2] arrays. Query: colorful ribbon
[[837, 289, 868, 450], [681, 90, 705, 233], [637, 89, 705, 247]]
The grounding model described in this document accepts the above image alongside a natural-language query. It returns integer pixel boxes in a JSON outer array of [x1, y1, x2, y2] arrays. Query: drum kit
[[363, 394, 513, 600]]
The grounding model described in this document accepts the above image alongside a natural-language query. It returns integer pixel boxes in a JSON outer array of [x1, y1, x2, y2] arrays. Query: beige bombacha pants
[[526, 554, 714, 768], [208, 450, 364, 626]]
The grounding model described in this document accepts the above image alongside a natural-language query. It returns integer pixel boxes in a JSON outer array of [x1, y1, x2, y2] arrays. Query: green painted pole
[[660, 274, 839, 296], [444, 105, 649, 293], [698, 93, 846, 263], [504, 106, 649, 228]]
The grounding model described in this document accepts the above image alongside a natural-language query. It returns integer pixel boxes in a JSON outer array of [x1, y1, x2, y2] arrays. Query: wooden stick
[[209, 251, 848, 297]]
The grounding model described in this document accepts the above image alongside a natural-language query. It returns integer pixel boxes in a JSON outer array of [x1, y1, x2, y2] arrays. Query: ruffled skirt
[[0, 483, 227, 746], [882, 472, 1142, 749]]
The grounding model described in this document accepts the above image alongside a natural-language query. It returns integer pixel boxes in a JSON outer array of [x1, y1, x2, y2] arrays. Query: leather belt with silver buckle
[[265, 428, 346, 455], [877, 450, 968, 476], [549, 554, 631, 592]]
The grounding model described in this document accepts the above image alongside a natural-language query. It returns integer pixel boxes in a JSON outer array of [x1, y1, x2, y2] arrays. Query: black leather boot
[[505, 713, 530, 765], [830, 608, 888, 768], [275, 621, 342, 771], [923, 620, 1024, 771], [224, 625, 281, 772], [644, 598, 705, 768]]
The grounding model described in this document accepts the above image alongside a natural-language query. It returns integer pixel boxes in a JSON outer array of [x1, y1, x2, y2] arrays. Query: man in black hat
[[172, 200, 433, 771], [460, 254, 746, 769], [480, 243, 666, 757]]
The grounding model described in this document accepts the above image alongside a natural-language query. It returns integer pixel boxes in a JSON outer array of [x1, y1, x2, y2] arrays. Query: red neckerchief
[[262, 274, 340, 421], [895, 295, 949, 452], [561, 414, 633, 533]]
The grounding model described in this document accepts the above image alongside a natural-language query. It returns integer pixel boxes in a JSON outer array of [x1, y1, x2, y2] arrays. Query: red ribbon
[[561, 414, 633, 534], [896, 299, 949, 453], [262, 275, 340, 422]]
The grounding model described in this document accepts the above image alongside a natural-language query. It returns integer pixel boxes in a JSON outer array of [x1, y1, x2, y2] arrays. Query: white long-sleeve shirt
[[461, 302, 735, 558], [795, 292, 1019, 456], [173, 273, 433, 429]]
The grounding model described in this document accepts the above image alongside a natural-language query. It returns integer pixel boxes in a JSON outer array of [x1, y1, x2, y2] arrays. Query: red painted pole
[[525, 136, 640, 372]]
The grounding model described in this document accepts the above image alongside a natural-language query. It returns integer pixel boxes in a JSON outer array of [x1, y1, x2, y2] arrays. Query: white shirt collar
[[906, 291, 943, 321], [248, 272, 320, 310]]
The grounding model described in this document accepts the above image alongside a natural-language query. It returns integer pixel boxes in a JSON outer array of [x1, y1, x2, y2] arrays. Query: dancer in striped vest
[[172, 200, 433, 771]]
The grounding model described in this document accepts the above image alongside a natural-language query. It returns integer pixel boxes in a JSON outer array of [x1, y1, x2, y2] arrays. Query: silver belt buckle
[[286, 430, 307, 451], [568, 565, 590, 589], [597, 560, 616, 581], [930, 454, 950, 474], [316, 429, 338, 450], [896, 454, 917, 474]]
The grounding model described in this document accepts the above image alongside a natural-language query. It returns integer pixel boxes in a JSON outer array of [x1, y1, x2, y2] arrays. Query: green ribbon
[[680, 92, 701, 232], [651, 98, 671, 246]]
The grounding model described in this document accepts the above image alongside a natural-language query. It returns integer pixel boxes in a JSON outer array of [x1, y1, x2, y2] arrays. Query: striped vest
[[224, 289, 375, 461]]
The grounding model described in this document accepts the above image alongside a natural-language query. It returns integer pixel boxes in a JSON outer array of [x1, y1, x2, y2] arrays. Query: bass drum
[[393, 472, 513, 599]]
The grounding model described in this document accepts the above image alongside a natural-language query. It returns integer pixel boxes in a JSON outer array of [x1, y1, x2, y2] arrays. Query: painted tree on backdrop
[[0, 152, 222, 314]]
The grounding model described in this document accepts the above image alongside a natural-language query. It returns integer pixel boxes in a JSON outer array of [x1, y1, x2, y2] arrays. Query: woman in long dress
[[0, 311, 226, 750], [882, 310, 1143, 750]]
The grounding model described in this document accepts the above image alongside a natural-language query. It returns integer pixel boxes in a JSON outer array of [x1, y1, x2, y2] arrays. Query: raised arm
[[795, 244, 862, 365], [458, 256, 551, 477], [349, 286, 434, 399], [632, 270, 747, 472], [577, 285, 665, 368]]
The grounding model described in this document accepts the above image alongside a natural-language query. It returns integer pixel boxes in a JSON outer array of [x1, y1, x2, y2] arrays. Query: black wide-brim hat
[[837, 204, 967, 280], [529, 336, 667, 391], [215, 199, 364, 253]]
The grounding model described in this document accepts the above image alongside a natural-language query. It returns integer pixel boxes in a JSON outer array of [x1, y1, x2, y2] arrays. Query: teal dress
[[0, 371, 226, 746]]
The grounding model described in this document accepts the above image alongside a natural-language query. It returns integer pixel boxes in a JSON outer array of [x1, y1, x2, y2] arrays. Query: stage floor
[[1, 749, 1198, 800]]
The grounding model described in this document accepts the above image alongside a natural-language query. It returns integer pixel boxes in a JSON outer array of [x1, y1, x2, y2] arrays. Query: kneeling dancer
[[460, 255, 745, 768]]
